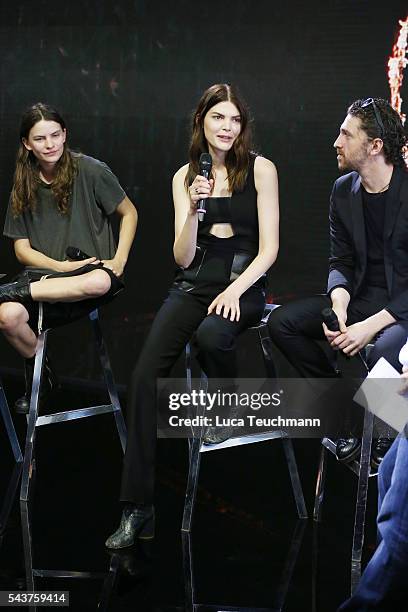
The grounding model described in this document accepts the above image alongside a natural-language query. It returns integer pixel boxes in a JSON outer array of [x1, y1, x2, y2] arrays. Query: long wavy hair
[[11, 102, 78, 216], [348, 98, 407, 167], [184, 84, 253, 193]]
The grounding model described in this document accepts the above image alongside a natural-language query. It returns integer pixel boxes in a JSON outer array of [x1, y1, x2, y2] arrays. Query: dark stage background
[[0, 0, 406, 382]]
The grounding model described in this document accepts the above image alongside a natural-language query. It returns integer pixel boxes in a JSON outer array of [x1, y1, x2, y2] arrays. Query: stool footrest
[[33, 569, 106, 579], [199, 430, 288, 453], [35, 404, 118, 426]]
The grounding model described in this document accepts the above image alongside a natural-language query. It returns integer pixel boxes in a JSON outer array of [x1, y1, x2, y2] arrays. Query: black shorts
[[14, 263, 124, 332]]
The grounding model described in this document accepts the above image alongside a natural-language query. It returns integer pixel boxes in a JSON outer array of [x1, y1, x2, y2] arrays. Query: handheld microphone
[[321, 307, 340, 332], [66, 246, 91, 261], [197, 152, 212, 222]]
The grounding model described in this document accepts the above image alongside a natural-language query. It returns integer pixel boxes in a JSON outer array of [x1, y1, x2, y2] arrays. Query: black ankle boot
[[203, 424, 233, 445], [371, 437, 393, 469], [203, 404, 239, 446], [14, 356, 59, 415], [335, 437, 361, 462], [105, 505, 155, 549], [0, 278, 32, 304]]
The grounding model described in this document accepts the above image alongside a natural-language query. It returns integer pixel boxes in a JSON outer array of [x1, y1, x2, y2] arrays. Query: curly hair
[[184, 83, 254, 193], [347, 98, 407, 167], [10, 102, 78, 216]]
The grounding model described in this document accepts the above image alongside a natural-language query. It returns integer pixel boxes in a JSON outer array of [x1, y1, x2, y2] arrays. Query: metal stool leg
[[182, 436, 202, 533], [89, 309, 127, 453], [313, 444, 328, 522], [0, 380, 23, 463], [20, 499, 35, 592], [185, 342, 194, 458], [20, 331, 47, 503], [272, 519, 307, 610], [0, 462, 22, 534], [181, 530, 195, 612], [257, 323, 278, 379], [351, 408, 374, 593], [281, 437, 308, 518]]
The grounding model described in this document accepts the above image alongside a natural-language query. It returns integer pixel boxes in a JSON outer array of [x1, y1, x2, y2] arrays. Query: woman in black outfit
[[106, 83, 279, 548]]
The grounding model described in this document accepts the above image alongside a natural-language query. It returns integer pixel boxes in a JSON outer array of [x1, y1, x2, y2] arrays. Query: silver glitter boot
[[105, 506, 155, 549]]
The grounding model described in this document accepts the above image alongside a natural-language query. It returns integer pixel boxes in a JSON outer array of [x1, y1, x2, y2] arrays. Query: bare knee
[[83, 270, 112, 298], [0, 303, 29, 333]]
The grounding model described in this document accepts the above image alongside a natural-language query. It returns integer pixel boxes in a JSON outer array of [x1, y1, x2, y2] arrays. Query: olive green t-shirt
[[4, 154, 126, 268]]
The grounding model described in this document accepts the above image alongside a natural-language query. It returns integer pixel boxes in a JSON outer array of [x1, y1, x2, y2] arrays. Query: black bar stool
[[182, 304, 308, 534], [19, 307, 127, 592], [313, 344, 390, 593]]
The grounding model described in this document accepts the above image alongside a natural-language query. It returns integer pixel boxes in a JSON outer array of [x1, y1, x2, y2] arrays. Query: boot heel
[[138, 513, 155, 540]]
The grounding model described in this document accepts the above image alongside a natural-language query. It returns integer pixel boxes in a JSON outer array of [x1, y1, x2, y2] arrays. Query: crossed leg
[[0, 268, 113, 356]]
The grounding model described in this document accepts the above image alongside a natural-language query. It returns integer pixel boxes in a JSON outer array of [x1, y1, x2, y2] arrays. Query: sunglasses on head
[[361, 98, 385, 139]]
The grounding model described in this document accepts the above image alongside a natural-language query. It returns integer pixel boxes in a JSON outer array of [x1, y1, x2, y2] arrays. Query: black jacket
[[327, 165, 408, 320]]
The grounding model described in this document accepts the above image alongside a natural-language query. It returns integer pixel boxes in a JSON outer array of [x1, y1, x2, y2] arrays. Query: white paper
[[354, 357, 408, 433]]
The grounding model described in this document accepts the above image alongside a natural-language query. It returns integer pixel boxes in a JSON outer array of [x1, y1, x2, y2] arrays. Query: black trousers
[[267, 287, 408, 438], [267, 287, 408, 377], [120, 285, 265, 504]]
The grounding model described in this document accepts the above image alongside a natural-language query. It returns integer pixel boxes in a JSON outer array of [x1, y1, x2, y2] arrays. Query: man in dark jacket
[[268, 97, 408, 465]]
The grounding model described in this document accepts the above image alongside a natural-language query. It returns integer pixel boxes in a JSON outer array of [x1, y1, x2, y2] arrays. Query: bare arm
[[172, 164, 213, 268], [14, 238, 98, 272], [208, 156, 279, 321], [229, 156, 279, 294], [102, 196, 138, 276]]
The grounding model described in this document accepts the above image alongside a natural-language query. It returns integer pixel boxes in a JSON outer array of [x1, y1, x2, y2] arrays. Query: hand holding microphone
[[189, 153, 213, 221], [322, 307, 369, 371], [322, 306, 347, 342]]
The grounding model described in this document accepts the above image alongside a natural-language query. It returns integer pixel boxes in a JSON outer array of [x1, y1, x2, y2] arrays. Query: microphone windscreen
[[66, 246, 91, 261], [199, 152, 212, 175], [321, 307, 340, 332]]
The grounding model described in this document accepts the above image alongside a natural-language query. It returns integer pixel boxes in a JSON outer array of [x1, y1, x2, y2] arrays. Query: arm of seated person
[[14, 238, 99, 273]]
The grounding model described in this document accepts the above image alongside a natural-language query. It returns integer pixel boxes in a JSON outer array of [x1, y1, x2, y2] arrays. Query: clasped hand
[[324, 319, 376, 356], [208, 287, 241, 322]]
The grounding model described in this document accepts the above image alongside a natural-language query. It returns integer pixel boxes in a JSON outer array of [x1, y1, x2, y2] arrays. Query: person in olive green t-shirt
[[0, 102, 138, 413]]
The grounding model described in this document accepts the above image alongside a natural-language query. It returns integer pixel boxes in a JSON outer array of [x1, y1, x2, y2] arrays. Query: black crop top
[[197, 153, 259, 255]]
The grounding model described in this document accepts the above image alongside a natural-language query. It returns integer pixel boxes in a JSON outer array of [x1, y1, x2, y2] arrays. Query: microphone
[[197, 152, 212, 222], [321, 307, 340, 332], [66, 246, 91, 261]]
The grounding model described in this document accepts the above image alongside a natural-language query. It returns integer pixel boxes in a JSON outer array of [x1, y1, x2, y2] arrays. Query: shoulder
[[254, 155, 277, 176], [253, 155, 278, 188], [76, 154, 114, 178], [172, 162, 189, 187], [333, 171, 359, 194]]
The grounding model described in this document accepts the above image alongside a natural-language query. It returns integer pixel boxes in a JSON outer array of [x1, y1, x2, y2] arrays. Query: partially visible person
[[268, 97, 408, 466], [338, 366, 408, 611], [0, 102, 137, 412]]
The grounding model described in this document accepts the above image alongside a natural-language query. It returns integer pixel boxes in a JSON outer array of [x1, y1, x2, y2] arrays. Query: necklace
[[364, 181, 390, 194], [376, 181, 390, 193]]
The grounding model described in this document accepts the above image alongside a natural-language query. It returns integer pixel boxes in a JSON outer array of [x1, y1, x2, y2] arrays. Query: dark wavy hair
[[11, 102, 78, 216], [348, 98, 407, 167], [184, 83, 253, 192]]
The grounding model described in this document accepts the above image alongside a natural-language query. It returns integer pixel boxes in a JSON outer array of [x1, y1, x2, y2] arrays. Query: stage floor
[[0, 373, 378, 611]]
